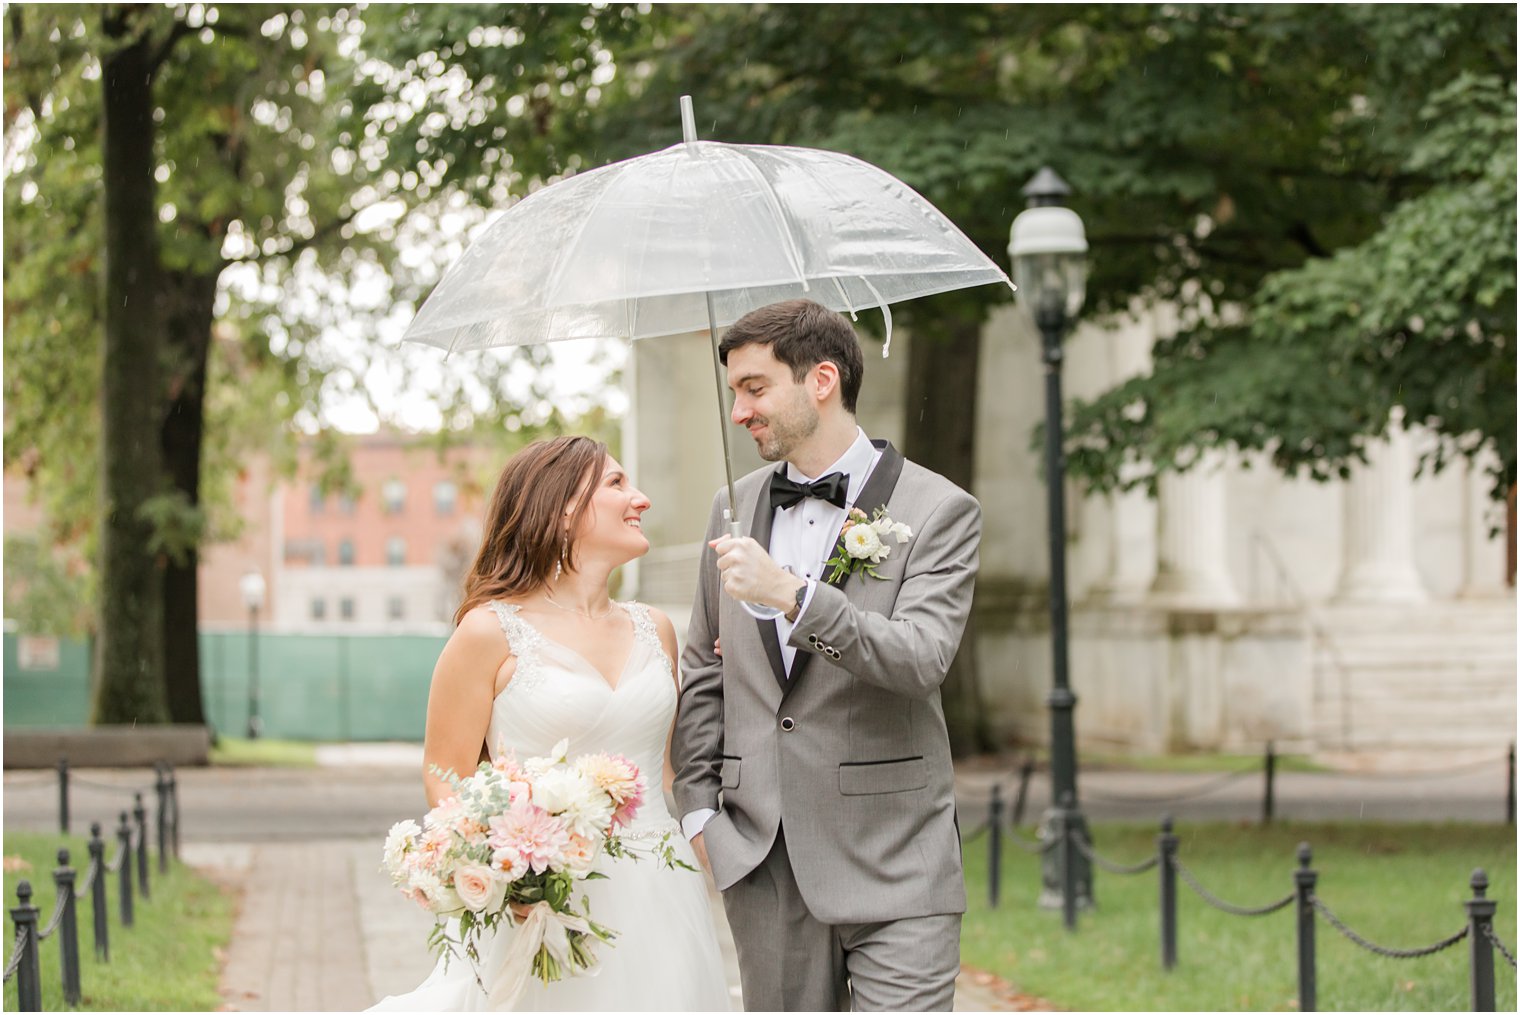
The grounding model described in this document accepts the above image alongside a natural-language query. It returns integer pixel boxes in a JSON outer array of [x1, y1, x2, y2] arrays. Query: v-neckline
[[511, 603, 639, 693]]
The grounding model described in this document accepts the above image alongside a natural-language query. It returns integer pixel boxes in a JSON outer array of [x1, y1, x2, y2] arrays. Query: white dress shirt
[[683, 429, 881, 841]]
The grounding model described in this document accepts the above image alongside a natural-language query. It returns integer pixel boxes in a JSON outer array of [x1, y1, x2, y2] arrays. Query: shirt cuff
[[681, 808, 717, 840]]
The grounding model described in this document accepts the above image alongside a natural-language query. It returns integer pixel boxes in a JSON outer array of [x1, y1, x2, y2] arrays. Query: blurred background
[[4, 3, 1514, 758]]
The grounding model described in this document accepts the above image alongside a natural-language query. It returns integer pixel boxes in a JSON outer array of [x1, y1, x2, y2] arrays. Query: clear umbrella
[[405, 97, 1013, 533]]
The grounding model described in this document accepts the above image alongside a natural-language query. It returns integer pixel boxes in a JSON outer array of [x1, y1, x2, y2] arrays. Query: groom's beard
[[749, 391, 819, 462]]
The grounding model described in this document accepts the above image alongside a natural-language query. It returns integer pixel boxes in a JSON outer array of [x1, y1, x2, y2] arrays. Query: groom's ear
[[811, 360, 841, 405]]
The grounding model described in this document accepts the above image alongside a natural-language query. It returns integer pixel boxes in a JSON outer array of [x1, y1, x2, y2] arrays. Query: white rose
[[382, 819, 421, 874], [890, 521, 912, 544], [871, 516, 894, 536], [844, 523, 883, 561], [534, 768, 615, 838], [453, 864, 508, 914]]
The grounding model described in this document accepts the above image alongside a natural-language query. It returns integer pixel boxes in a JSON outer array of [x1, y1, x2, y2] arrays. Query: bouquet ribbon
[[487, 901, 598, 1006]]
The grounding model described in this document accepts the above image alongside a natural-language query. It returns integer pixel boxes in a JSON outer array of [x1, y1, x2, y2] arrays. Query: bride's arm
[[650, 607, 682, 795], [422, 607, 512, 808]]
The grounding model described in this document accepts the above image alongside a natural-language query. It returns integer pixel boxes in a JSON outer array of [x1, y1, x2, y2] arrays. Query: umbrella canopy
[[403, 138, 1011, 353]]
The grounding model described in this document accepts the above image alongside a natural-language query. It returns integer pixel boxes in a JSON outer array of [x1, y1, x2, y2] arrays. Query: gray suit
[[673, 440, 980, 1011]]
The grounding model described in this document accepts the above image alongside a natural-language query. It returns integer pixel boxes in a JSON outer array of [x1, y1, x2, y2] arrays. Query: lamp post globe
[[239, 571, 266, 740], [1008, 166, 1093, 923]]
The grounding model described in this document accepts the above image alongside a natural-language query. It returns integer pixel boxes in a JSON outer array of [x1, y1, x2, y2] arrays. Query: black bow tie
[[770, 471, 849, 512]]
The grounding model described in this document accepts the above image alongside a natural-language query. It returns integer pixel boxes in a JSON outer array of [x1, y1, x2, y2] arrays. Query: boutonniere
[[824, 507, 913, 583]]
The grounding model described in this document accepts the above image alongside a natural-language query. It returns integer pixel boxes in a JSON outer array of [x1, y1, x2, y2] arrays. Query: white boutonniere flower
[[825, 507, 912, 582]]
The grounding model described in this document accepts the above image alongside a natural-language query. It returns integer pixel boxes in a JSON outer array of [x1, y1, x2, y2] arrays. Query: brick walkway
[[202, 837, 1014, 1011]]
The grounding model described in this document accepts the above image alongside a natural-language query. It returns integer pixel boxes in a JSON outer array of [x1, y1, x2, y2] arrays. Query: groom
[[673, 299, 981, 1011]]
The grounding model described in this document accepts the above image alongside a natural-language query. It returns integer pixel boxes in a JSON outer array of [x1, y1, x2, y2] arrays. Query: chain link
[[1171, 857, 1295, 916], [75, 859, 99, 898], [1006, 829, 1061, 855], [35, 884, 72, 941], [1071, 834, 1160, 875], [1309, 897, 1469, 958], [1, 771, 59, 788], [1081, 766, 1259, 805], [68, 774, 155, 794], [1316, 754, 1507, 782], [2, 928, 27, 984], [1485, 923, 1518, 969]]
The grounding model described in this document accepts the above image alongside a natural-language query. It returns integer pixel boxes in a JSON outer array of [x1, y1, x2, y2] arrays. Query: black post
[[10, 880, 42, 1012], [155, 763, 170, 874], [1263, 741, 1276, 826], [1295, 843, 1317, 1013], [1506, 745, 1514, 825], [88, 822, 109, 961], [57, 756, 70, 836], [116, 811, 134, 928], [1054, 791, 1080, 932], [133, 792, 150, 899], [168, 766, 180, 859], [54, 848, 81, 1007], [1158, 815, 1178, 971], [1012, 757, 1035, 828], [988, 783, 1004, 909], [1467, 868, 1496, 1012]]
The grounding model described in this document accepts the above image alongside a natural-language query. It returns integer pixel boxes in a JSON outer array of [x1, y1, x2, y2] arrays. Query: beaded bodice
[[483, 601, 676, 834]]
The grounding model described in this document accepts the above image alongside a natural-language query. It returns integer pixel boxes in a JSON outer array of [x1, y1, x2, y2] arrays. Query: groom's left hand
[[711, 535, 805, 611]]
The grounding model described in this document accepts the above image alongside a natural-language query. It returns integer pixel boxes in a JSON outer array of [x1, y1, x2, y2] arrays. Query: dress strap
[[620, 601, 674, 680], [486, 602, 548, 698]]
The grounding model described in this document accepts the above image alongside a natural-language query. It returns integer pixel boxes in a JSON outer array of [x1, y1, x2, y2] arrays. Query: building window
[[434, 480, 457, 516], [386, 537, 407, 566], [338, 539, 355, 566], [382, 479, 406, 515], [340, 597, 355, 621], [309, 483, 325, 514], [284, 539, 325, 566], [387, 596, 405, 621], [310, 598, 326, 621], [338, 492, 357, 515]]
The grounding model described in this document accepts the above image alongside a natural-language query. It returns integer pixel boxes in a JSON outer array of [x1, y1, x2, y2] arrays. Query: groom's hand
[[710, 536, 806, 611]]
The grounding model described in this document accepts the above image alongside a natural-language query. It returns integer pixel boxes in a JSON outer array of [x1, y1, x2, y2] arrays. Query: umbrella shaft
[[703, 291, 742, 534]]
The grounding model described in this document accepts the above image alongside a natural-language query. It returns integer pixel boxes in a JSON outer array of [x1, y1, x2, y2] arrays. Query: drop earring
[[554, 535, 567, 581]]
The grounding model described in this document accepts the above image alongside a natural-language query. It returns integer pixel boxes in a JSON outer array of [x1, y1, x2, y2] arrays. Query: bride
[[370, 435, 732, 1011]]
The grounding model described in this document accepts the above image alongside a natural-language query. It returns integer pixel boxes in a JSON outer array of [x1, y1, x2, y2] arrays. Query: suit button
[[780, 716, 796, 732], [827, 648, 841, 659]]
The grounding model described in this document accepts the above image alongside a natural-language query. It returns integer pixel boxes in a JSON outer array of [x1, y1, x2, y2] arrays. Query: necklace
[[542, 590, 615, 620]]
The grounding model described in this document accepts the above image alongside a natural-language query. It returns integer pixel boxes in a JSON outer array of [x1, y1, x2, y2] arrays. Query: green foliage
[[2, 534, 92, 636]]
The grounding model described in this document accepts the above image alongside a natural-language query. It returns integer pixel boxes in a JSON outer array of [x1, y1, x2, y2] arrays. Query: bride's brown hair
[[454, 435, 608, 626]]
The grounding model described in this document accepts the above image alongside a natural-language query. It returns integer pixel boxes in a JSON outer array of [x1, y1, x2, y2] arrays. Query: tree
[[4, 4, 637, 725]]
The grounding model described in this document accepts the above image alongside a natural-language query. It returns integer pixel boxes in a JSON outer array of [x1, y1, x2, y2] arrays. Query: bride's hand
[[691, 832, 711, 873], [713, 637, 722, 657]]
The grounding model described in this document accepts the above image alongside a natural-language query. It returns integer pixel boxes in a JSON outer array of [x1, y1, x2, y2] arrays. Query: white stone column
[[1334, 416, 1427, 603], [1151, 451, 1239, 606], [1088, 314, 1157, 603], [1460, 450, 1509, 597]]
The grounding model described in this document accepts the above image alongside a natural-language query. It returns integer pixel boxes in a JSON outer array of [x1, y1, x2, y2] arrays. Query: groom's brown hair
[[454, 435, 607, 626], [718, 299, 865, 413]]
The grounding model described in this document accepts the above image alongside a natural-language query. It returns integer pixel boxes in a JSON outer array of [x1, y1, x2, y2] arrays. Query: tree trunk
[[93, 4, 169, 724], [161, 269, 219, 726], [901, 314, 993, 757]]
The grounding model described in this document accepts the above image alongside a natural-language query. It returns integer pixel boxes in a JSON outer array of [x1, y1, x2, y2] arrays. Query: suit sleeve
[[671, 490, 728, 818], [788, 486, 981, 699]]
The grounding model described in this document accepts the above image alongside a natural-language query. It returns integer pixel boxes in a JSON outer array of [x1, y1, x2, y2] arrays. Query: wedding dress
[[369, 601, 733, 1012]]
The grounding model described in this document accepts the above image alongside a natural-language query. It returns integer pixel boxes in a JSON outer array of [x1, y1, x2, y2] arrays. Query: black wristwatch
[[786, 579, 809, 622]]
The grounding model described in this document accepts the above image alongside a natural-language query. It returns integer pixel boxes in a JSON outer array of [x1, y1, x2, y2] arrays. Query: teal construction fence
[[3, 631, 445, 741]]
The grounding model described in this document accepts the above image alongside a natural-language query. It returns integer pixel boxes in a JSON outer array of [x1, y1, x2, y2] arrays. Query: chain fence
[[1309, 896, 1469, 958], [2, 929, 28, 984], [1486, 923, 1517, 969]]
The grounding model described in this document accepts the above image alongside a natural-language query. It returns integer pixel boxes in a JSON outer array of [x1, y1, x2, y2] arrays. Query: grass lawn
[[2, 831, 233, 1011], [210, 736, 317, 767], [962, 822, 1517, 1011]]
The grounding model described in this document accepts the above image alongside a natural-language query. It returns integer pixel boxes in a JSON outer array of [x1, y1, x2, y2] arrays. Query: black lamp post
[[1009, 167, 1093, 923], [240, 570, 266, 740]]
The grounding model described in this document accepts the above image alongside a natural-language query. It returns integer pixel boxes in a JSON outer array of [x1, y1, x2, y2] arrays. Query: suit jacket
[[672, 440, 979, 924]]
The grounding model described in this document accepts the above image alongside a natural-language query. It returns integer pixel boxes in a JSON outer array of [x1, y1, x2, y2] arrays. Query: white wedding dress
[[370, 601, 732, 1012]]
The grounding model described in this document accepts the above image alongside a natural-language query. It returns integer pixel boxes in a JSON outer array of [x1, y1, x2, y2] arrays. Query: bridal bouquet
[[380, 739, 689, 1005]]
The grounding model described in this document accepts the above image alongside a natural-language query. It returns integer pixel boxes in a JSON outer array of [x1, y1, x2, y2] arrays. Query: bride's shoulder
[[451, 602, 514, 650]]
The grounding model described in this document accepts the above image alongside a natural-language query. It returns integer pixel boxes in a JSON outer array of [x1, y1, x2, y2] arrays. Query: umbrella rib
[[733, 147, 811, 291], [858, 276, 893, 358], [829, 276, 860, 321]]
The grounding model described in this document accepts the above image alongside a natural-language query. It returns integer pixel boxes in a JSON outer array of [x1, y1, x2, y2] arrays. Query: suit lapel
[[750, 465, 791, 694], [784, 440, 906, 696]]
